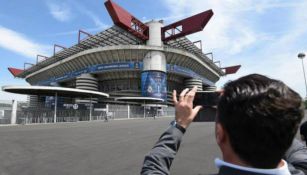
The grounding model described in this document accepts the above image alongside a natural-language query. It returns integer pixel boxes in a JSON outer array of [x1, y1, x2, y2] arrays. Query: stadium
[[3, 0, 240, 124]]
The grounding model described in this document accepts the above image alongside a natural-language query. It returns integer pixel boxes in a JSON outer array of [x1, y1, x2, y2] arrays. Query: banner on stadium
[[141, 71, 167, 101], [37, 61, 214, 86]]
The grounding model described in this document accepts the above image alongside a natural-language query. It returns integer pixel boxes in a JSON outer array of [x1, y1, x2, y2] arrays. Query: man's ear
[[215, 122, 225, 145]]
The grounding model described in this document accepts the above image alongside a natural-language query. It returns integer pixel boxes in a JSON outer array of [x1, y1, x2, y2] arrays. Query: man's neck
[[223, 153, 250, 167], [221, 145, 250, 167]]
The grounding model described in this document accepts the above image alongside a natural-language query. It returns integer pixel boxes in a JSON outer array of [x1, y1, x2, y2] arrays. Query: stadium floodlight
[[298, 52, 307, 98]]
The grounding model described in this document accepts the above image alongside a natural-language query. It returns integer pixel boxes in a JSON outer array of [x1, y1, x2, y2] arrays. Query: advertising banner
[[37, 61, 214, 87], [141, 71, 167, 101]]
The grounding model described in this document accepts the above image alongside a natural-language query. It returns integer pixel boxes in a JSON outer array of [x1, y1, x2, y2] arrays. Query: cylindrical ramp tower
[[75, 73, 98, 103], [141, 20, 167, 101], [184, 78, 203, 91], [203, 86, 217, 91], [28, 95, 38, 108]]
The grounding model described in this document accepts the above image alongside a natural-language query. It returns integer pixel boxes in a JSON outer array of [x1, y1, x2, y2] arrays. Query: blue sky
[[0, 0, 307, 101]]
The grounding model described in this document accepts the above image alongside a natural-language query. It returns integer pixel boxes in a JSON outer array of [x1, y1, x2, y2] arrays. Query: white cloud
[[162, 0, 261, 55], [43, 26, 109, 37], [0, 80, 28, 101], [0, 91, 27, 102], [162, 0, 307, 97], [47, 2, 73, 22], [84, 10, 109, 29], [0, 26, 51, 59], [70, 1, 109, 30], [44, 1, 110, 37]]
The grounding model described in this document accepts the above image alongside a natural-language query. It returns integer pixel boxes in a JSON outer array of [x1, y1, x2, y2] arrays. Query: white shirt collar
[[215, 158, 290, 175]]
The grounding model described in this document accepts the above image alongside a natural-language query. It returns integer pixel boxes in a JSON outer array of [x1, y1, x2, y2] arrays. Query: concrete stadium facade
[[6, 0, 240, 123]]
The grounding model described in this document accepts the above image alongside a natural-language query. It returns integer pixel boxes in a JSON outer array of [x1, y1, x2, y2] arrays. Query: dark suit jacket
[[141, 125, 307, 175]]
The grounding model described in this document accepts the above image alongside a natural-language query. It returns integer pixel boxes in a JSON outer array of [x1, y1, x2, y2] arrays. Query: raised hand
[[172, 86, 202, 129]]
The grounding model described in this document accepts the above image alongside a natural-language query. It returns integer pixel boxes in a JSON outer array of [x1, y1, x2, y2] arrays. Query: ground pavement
[[0, 115, 305, 175]]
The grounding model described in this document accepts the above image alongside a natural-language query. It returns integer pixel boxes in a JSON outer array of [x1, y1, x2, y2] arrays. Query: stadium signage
[[37, 62, 214, 86], [141, 71, 167, 101]]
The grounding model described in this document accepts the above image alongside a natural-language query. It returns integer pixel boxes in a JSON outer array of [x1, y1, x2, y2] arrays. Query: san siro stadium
[[3, 0, 240, 124]]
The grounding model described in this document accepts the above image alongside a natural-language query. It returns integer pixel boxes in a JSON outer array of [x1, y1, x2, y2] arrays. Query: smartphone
[[193, 91, 220, 107], [193, 91, 220, 122]]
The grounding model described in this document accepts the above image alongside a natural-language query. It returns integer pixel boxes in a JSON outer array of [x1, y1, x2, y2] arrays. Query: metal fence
[[108, 104, 175, 119], [0, 99, 175, 125]]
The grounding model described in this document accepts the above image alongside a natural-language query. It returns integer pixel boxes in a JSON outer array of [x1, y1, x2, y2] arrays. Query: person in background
[[141, 74, 307, 175], [300, 121, 307, 145]]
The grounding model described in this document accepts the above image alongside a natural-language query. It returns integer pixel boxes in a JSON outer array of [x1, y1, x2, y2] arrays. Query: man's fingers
[[186, 86, 198, 104], [172, 90, 178, 104], [193, 105, 203, 114], [179, 88, 189, 102]]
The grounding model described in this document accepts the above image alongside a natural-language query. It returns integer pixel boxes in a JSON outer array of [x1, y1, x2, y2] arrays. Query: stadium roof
[[14, 25, 224, 78], [16, 26, 144, 78]]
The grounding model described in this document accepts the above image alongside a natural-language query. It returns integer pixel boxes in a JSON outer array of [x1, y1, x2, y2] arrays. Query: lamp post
[[298, 53, 307, 98]]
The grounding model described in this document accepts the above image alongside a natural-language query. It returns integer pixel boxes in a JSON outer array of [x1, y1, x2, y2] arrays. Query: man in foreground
[[141, 74, 307, 175]]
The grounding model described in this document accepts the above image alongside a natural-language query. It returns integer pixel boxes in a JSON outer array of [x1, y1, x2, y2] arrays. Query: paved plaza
[[0, 117, 221, 175], [0, 115, 306, 175]]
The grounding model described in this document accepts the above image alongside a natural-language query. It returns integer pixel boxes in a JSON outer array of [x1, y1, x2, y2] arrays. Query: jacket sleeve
[[284, 139, 307, 175], [141, 126, 184, 175]]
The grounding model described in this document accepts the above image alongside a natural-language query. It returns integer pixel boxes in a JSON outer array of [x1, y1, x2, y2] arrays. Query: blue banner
[[141, 71, 167, 101], [37, 61, 214, 86], [38, 62, 135, 85]]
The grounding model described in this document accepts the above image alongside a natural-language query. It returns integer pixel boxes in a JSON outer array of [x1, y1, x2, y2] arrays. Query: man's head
[[216, 74, 304, 168]]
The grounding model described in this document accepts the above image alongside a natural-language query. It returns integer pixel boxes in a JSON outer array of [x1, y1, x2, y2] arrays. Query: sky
[[0, 0, 307, 102]]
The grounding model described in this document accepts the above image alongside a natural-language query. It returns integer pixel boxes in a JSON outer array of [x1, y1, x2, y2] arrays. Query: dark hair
[[217, 74, 304, 168]]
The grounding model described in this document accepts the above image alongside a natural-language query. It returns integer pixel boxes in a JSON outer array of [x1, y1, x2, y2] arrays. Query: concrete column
[[89, 96, 92, 121], [54, 92, 57, 123], [127, 104, 130, 119], [143, 51, 166, 72], [76, 73, 98, 104], [146, 20, 163, 47], [11, 100, 17, 124], [143, 20, 166, 72], [142, 20, 167, 101], [28, 95, 38, 108], [143, 103, 146, 118], [203, 86, 217, 91], [184, 78, 203, 91], [106, 104, 109, 119]]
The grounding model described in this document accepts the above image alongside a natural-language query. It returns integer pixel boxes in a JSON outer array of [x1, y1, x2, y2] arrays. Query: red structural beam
[[8, 67, 23, 77], [104, 0, 149, 40], [161, 10, 213, 41], [222, 65, 241, 75]]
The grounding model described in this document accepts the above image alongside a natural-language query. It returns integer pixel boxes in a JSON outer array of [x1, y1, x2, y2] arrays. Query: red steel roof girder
[[162, 10, 214, 41], [8, 67, 23, 77], [104, 0, 149, 41]]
